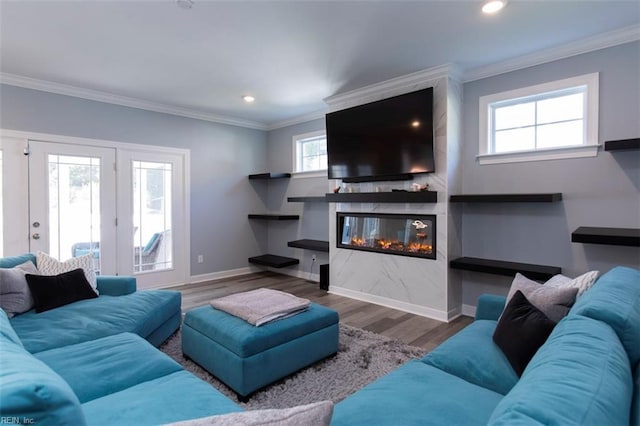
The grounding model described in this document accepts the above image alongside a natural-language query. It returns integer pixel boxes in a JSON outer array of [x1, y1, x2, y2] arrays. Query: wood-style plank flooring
[[167, 271, 473, 351]]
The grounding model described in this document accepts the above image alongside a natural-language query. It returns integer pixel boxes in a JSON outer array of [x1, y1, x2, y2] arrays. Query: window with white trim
[[478, 73, 599, 164], [293, 130, 327, 173]]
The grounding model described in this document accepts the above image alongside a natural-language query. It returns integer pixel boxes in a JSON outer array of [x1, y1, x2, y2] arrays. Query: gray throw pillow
[[0, 260, 39, 317], [166, 401, 334, 426], [505, 273, 578, 322]]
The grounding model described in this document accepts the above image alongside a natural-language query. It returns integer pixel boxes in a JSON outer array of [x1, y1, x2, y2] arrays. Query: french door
[[28, 141, 118, 274], [0, 133, 188, 288], [117, 149, 188, 289]]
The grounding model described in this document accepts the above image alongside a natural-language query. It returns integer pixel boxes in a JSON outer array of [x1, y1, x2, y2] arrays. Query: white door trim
[[0, 136, 29, 255]]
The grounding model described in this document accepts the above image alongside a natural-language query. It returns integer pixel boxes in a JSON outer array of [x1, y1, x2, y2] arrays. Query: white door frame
[[0, 136, 29, 255], [0, 129, 191, 287]]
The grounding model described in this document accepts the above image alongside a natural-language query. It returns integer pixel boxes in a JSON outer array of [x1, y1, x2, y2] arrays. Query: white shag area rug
[[159, 323, 425, 410]]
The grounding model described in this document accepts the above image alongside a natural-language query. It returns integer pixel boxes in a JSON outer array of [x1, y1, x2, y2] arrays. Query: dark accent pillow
[[493, 290, 556, 376], [25, 268, 98, 313]]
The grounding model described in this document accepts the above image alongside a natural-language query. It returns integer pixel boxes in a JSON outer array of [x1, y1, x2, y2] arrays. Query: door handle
[[32, 233, 40, 240]]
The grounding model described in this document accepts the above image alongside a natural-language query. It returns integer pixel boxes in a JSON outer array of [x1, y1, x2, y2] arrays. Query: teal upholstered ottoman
[[182, 302, 339, 398]]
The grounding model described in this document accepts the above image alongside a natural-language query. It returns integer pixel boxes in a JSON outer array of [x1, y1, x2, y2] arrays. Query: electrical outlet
[[197, 255, 204, 263], [312, 254, 317, 262]]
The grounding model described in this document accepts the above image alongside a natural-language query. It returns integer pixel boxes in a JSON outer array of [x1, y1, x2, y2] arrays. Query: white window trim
[[292, 130, 328, 176], [292, 170, 328, 179], [478, 73, 600, 165]]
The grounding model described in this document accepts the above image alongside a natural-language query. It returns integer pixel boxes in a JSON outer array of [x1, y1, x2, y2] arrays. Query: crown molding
[[266, 108, 328, 131], [323, 64, 461, 111], [462, 24, 640, 83], [0, 73, 268, 130], [2, 24, 637, 132]]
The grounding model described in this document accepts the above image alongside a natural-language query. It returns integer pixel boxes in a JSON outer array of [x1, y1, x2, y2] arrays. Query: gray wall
[[460, 41, 640, 306], [0, 84, 268, 276], [2, 40, 637, 298], [264, 118, 329, 279]]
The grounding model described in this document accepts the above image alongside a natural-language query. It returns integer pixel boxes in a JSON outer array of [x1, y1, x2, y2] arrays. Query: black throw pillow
[[492, 290, 556, 376], [25, 268, 98, 313]]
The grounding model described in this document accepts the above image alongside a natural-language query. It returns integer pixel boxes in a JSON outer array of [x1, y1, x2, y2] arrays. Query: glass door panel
[[48, 154, 102, 272], [132, 161, 172, 273]]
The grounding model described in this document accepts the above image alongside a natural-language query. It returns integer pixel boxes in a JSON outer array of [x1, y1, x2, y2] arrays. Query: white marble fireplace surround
[[325, 65, 463, 322]]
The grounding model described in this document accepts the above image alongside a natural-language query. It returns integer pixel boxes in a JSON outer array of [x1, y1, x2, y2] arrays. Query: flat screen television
[[326, 87, 434, 182]]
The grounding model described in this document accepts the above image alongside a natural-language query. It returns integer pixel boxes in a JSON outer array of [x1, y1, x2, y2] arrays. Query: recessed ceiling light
[[176, 0, 194, 10], [242, 95, 256, 103], [482, 0, 507, 14]]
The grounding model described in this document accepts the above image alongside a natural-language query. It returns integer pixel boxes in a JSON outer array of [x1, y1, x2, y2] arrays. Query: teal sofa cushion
[[96, 275, 136, 296], [488, 315, 632, 426], [34, 333, 183, 403], [332, 360, 503, 426], [632, 362, 640, 426], [475, 294, 507, 321], [421, 320, 518, 395], [0, 308, 23, 348], [10, 290, 181, 353], [81, 370, 242, 426], [0, 331, 86, 425], [0, 253, 36, 269], [570, 266, 640, 365]]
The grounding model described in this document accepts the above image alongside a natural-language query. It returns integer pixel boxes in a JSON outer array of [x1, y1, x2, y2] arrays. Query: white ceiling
[[1, 1, 639, 129]]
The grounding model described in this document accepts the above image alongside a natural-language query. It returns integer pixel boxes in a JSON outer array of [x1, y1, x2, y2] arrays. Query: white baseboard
[[462, 304, 477, 318], [189, 267, 256, 284], [329, 285, 453, 322], [273, 268, 320, 283]]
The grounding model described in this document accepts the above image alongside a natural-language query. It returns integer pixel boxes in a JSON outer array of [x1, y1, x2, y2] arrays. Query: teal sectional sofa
[[0, 253, 242, 425], [3, 250, 639, 425], [332, 266, 640, 425]]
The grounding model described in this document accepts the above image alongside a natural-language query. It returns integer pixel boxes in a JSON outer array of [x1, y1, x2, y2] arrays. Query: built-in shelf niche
[[449, 193, 562, 203], [603, 138, 640, 151], [571, 227, 640, 247], [248, 254, 299, 268], [287, 239, 330, 252], [326, 191, 437, 203], [247, 172, 299, 269], [450, 256, 561, 281], [287, 196, 327, 202], [248, 173, 292, 180], [248, 214, 299, 221]]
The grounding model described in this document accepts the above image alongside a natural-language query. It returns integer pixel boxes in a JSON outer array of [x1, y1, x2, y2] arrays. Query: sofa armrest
[[475, 294, 506, 321], [96, 275, 137, 296]]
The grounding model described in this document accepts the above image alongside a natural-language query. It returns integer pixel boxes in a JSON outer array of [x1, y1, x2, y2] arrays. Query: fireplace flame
[[350, 237, 366, 246]]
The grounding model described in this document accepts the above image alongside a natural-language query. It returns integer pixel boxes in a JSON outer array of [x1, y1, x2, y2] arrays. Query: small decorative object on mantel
[[333, 186, 341, 193], [411, 182, 430, 192]]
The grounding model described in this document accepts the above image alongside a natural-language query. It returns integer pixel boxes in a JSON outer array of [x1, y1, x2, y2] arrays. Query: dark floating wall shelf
[[248, 173, 292, 180], [604, 138, 640, 151], [287, 196, 327, 202], [571, 227, 640, 247], [248, 254, 299, 268], [450, 256, 561, 281], [287, 239, 330, 252], [326, 191, 437, 203], [248, 214, 300, 220], [450, 193, 563, 203]]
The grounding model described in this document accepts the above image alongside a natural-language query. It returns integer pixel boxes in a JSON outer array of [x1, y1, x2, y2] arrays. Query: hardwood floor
[[168, 271, 473, 351]]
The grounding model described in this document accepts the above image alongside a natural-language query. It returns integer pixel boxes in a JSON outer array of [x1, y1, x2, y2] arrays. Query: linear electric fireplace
[[337, 212, 436, 259]]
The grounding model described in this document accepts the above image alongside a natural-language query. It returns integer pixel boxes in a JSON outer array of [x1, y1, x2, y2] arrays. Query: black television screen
[[326, 87, 434, 182]]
